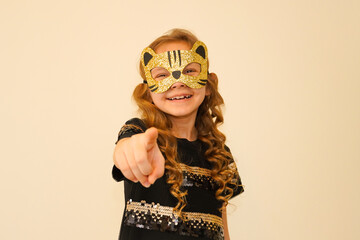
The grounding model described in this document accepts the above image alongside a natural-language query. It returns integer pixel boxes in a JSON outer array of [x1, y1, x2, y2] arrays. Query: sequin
[[179, 163, 244, 195], [124, 200, 224, 240]]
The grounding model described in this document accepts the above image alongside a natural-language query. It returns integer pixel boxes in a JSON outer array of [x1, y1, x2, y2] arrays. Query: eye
[[151, 67, 170, 81], [156, 73, 167, 78], [183, 62, 201, 76]]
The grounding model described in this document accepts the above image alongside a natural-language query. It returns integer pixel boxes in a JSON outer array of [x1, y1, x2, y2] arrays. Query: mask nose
[[172, 71, 181, 79]]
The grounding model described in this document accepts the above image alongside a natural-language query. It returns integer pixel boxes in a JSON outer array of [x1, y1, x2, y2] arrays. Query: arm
[[222, 207, 230, 240]]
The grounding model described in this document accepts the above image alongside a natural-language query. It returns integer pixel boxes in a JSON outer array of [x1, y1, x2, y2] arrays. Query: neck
[[168, 115, 198, 141]]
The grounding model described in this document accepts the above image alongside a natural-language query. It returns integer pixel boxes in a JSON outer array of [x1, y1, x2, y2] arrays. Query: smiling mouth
[[167, 95, 192, 101]]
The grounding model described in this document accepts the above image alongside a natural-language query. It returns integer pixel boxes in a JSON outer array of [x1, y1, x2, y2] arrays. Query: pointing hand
[[113, 127, 165, 188]]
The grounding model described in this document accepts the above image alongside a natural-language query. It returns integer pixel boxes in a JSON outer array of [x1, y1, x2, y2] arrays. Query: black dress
[[112, 118, 244, 240]]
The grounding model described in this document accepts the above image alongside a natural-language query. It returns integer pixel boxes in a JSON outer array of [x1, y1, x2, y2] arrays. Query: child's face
[[149, 41, 210, 120]]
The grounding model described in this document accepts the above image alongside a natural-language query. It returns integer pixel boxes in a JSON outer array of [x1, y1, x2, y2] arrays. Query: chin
[[163, 109, 195, 118]]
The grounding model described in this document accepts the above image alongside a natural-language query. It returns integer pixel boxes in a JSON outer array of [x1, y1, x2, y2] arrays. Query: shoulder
[[223, 144, 245, 198], [115, 118, 147, 143], [224, 144, 231, 153], [124, 118, 147, 131], [224, 144, 235, 163], [224, 144, 238, 169]]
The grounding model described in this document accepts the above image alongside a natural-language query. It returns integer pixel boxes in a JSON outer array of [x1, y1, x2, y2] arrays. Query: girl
[[112, 28, 244, 240]]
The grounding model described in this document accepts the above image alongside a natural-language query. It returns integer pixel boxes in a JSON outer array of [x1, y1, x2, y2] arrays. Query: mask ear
[[141, 47, 156, 67], [143, 52, 153, 66], [191, 41, 208, 59]]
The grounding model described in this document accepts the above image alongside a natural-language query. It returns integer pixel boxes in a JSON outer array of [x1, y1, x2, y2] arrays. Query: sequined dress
[[112, 118, 244, 240]]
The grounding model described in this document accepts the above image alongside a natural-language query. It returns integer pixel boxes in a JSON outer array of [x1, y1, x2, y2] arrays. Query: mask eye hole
[[151, 67, 170, 81], [183, 62, 201, 76]]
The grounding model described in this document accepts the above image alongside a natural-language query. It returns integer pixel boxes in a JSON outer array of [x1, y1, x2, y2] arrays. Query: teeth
[[168, 95, 191, 100]]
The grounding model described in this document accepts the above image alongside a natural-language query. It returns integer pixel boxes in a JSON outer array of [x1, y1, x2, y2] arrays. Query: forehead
[[155, 41, 191, 54]]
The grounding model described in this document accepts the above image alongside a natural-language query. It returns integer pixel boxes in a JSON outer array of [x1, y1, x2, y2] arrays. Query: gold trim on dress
[[126, 200, 224, 227], [118, 124, 144, 137]]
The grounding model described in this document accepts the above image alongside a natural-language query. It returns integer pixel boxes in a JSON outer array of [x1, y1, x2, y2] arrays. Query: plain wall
[[1, 0, 359, 239]]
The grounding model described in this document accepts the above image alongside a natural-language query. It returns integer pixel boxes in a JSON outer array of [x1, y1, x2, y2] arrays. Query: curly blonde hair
[[133, 28, 235, 216]]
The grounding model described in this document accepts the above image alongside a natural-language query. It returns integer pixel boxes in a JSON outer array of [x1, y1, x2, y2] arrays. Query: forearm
[[222, 207, 230, 240]]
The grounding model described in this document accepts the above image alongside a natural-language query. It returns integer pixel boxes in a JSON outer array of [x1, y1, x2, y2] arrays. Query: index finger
[[143, 127, 158, 151]]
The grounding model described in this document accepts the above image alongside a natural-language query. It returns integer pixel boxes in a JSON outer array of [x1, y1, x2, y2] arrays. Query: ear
[[141, 47, 156, 66], [191, 41, 208, 59]]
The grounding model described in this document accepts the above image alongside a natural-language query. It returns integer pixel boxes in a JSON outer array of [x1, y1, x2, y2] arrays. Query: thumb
[[143, 127, 158, 151]]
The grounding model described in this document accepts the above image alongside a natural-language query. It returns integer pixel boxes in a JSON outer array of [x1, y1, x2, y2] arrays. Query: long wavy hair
[[133, 28, 235, 216]]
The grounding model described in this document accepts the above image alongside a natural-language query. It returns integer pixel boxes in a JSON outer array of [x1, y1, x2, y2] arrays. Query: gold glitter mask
[[141, 41, 208, 93]]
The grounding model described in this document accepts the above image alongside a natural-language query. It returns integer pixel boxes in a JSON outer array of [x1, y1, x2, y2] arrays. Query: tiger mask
[[141, 41, 208, 93]]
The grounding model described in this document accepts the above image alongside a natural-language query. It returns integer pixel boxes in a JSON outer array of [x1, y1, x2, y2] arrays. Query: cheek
[[149, 92, 164, 106], [195, 87, 207, 99]]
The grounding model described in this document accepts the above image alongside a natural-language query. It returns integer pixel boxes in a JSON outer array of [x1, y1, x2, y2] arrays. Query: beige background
[[1, 0, 359, 239]]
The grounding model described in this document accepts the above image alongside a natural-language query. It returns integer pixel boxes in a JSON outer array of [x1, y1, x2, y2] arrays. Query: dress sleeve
[[225, 145, 245, 199], [112, 118, 147, 182]]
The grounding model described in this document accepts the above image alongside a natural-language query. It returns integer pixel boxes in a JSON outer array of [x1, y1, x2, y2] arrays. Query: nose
[[171, 81, 185, 89], [172, 71, 181, 79]]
